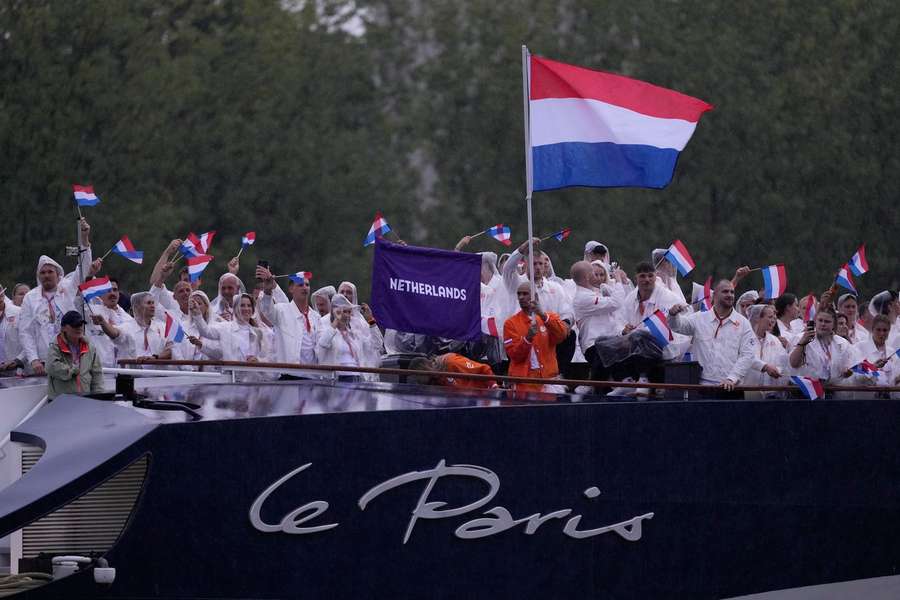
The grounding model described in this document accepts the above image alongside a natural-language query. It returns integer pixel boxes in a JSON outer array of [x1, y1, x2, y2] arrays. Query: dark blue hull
[[3, 382, 900, 598]]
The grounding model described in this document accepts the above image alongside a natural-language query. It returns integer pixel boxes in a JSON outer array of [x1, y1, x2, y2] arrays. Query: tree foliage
[[1, 0, 897, 300]]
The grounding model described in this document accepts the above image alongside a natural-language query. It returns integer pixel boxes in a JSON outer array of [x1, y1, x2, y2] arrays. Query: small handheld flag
[[288, 271, 313, 285], [691, 277, 712, 312], [164, 312, 186, 343], [848, 245, 869, 276], [236, 231, 256, 259], [663, 239, 696, 276], [642, 309, 673, 348], [186, 255, 213, 283], [72, 184, 100, 207], [109, 236, 144, 264], [191, 231, 216, 254], [543, 227, 571, 242], [364, 212, 392, 247], [791, 376, 824, 400], [802, 293, 817, 322], [761, 264, 787, 300], [179, 237, 200, 259], [78, 277, 113, 302], [485, 225, 512, 246], [835, 264, 856, 294], [850, 360, 881, 379]]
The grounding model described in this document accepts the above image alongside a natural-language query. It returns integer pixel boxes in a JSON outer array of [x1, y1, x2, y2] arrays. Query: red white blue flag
[[791, 376, 824, 400], [241, 231, 256, 249], [485, 225, 512, 246], [78, 276, 113, 302], [835, 264, 856, 294], [550, 227, 571, 242], [850, 360, 881, 379], [72, 184, 100, 207], [691, 277, 712, 312], [643, 309, 673, 348], [364, 212, 392, 247], [528, 54, 712, 190], [761, 264, 787, 299], [111, 235, 144, 264], [288, 271, 313, 285], [187, 255, 213, 283], [848, 245, 868, 276], [663, 239, 695, 276], [803, 293, 817, 322], [164, 312, 185, 343]]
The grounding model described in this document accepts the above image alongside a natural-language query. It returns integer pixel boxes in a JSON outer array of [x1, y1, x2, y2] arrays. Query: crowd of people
[[1, 218, 898, 400]]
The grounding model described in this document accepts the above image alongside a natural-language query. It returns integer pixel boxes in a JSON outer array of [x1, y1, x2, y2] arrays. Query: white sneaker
[[630, 375, 651, 398], [608, 377, 635, 397]]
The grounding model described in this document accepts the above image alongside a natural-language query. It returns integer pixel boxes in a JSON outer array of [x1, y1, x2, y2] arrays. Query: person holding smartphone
[[789, 307, 861, 397]]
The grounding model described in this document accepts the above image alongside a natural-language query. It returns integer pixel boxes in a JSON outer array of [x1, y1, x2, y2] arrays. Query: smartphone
[[806, 320, 815, 330], [256, 260, 269, 282]]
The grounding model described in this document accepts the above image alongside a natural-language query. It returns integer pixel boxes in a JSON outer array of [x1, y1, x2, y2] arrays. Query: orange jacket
[[503, 310, 568, 392], [437, 353, 496, 389]]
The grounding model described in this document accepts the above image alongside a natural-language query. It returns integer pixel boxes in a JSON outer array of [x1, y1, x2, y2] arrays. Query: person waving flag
[[848, 244, 869, 276], [364, 212, 392, 247], [526, 53, 713, 191]]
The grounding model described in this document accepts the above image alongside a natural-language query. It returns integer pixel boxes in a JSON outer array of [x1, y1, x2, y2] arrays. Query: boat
[[0, 364, 898, 599]]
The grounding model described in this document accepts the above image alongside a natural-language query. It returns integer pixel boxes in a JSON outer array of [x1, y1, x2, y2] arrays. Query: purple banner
[[371, 239, 481, 341]]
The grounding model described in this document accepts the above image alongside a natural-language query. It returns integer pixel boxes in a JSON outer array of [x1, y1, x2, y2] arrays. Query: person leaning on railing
[[789, 306, 860, 398], [46, 311, 103, 399]]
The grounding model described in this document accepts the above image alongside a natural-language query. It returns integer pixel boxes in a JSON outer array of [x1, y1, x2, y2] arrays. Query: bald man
[[669, 279, 757, 396], [571, 261, 621, 382], [503, 281, 569, 394]]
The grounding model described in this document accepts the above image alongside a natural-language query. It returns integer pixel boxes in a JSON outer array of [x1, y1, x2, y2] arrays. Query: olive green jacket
[[46, 334, 104, 399]]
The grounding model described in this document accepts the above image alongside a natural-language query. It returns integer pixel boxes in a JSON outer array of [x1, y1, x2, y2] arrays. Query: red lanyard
[[45, 295, 56, 322]]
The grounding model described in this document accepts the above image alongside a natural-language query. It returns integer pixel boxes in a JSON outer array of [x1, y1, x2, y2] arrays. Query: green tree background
[[1, 0, 897, 301]]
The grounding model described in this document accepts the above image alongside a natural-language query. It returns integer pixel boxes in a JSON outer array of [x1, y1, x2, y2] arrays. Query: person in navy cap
[[46, 310, 103, 399]]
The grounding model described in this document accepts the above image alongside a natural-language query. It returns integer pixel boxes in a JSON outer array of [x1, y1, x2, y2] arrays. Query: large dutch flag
[[528, 54, 713, 191]]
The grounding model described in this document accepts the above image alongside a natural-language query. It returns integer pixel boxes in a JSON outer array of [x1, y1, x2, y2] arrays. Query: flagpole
[[99, 246, 114, 261], [522, 44, 536, 304], [236, 246, 245, 259], [468, 230, 487, 239]]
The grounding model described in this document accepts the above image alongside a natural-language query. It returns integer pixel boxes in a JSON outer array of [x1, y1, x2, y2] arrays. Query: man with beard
[[503, 281, 569, 395], [87, 277, 137, 368], [18, 218, 95, 375], [669, 279, 757, 397]]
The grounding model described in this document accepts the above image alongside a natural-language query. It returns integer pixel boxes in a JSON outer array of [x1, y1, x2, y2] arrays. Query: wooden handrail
[[117, 358, 900, 394]]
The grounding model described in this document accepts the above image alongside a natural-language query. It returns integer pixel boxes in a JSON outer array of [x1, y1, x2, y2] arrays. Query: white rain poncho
[[17, 254, 91, 365]]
